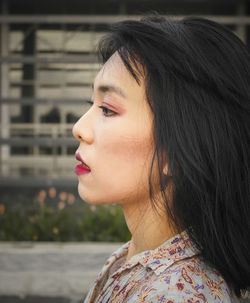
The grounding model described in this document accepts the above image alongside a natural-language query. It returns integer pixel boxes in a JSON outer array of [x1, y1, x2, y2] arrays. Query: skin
[[72, 52, 176, 261]]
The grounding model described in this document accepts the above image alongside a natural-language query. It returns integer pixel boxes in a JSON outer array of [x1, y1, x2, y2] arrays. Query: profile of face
[[72, 52, 161, 206]]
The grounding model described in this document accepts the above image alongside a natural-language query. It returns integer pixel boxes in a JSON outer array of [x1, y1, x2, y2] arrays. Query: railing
[[10, 123, 74, 137], [3, 155, 76, 177], [0, 123, 78, 185]]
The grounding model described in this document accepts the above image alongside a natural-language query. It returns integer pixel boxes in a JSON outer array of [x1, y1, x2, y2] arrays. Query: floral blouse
[[84, 230, 239, 302]]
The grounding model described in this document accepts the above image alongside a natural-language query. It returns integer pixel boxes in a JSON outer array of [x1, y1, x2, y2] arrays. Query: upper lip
[[75, 152, 90, 169]]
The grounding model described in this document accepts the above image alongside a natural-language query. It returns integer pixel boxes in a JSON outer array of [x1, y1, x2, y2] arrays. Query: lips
[[75, 152, 91, 175], [75, 152, 90, 169]]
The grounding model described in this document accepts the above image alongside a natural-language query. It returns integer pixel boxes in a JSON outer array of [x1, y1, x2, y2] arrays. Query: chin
[[77, 183, 89, 202], [78, 184, 94, 203], [77, 183, 109, 205]]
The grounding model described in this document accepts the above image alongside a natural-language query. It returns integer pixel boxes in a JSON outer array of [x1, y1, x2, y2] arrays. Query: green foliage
[[0, 189, 131, 242]]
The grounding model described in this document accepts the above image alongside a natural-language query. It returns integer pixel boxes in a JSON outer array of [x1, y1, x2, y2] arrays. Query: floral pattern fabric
[[84, 230, 239, 302]]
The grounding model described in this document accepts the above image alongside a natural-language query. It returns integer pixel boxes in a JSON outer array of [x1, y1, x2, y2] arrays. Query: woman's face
[[73, 52, 158, 205]]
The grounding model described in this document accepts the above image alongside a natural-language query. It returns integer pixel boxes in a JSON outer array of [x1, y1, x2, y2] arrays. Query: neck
[[121, 197, 177, 262]]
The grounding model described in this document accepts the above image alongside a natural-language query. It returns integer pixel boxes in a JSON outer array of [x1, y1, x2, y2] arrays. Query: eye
[[85, 100, 116, 117], [98, 105, 116, 117]]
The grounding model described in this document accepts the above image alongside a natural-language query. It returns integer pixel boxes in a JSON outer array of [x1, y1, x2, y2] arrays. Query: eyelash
[[86, 100, 116, 117]]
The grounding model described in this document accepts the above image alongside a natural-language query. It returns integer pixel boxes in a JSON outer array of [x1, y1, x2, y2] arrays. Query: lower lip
[[74, 164, 91, 176]]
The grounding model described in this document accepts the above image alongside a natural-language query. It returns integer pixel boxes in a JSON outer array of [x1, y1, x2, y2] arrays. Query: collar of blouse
[[96, 229, 199, 282]]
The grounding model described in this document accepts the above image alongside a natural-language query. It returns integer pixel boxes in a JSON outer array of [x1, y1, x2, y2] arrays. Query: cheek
[[97, 126, 154, 179], [78, 130, 153, 204]]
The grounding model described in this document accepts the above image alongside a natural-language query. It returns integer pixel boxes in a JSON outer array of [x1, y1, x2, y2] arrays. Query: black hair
[[97, 15, 250, 298]]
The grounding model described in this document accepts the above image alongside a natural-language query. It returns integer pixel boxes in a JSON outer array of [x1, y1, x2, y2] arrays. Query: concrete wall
[[0, 242, 121, 302]]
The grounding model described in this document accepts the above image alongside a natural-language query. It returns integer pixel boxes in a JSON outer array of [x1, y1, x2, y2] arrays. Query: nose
[[72, 112, 94, 144]]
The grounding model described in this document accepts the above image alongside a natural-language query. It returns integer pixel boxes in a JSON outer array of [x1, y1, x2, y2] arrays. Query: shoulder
[[137, 255, 238, 303]]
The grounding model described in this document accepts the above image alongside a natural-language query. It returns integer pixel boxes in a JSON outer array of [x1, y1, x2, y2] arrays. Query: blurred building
[[0, 0, 249, 187]]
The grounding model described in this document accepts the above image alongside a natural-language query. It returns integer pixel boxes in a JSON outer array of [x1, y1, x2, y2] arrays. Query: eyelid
[[85, 100, 116, 117], [98, 105, 116, 116]]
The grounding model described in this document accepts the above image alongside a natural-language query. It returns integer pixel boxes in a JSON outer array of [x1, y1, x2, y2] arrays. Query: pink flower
[[67, 193, 75, 205], [90, 205, 96, 212], [37, 190, 46, 204], [52, 227, 59, 234], [0, 204, 5, 215], [57, 201, 66, 210], [48, 187, 56, 199], [59, 192, 67, 201]]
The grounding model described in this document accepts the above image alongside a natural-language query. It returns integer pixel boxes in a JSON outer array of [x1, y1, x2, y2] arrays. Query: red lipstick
[[75, 152, 91, 176]]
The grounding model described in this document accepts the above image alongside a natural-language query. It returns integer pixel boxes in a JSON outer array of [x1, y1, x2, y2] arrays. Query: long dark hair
[[97, 15, 250, 297]]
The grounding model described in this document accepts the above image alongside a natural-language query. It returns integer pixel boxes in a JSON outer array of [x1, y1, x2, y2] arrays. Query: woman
[[73, 15, 250, 302]]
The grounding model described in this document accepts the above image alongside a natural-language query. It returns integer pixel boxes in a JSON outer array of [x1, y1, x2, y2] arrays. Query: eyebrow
[[92, 84, 127, 99]]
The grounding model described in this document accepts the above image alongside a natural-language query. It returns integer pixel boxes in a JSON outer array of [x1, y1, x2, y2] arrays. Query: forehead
[[93, 52, 144, 93]]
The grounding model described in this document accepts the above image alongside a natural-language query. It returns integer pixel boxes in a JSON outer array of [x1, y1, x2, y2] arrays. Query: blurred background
[[0, 0, 250, 302]]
